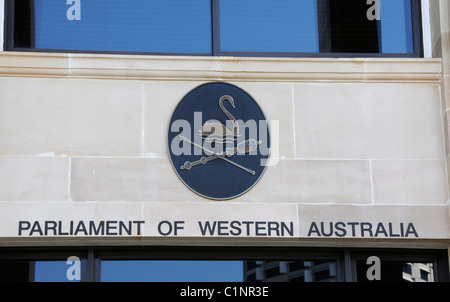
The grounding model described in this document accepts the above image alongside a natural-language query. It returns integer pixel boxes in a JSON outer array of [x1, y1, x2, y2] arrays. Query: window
[[5, 0, 422, 57], [101, 260, 243, 282], [356, 260, 435, 282], [244, 260, 337, 282], [0, 248, 88, 282], [218, 0, 319, 53], [9, 0, 212, 54], [34, 260, 82, 282], [0, 247, 448, 282], [353, 251, 446, 282], [317, 0, 415, 54]]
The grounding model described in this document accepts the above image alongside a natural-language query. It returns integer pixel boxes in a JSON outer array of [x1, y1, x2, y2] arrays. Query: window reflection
[[34, 261, 80, 282], [244, 260, 337, 282], [356, 260, 435, 282], [220, 0, 319, 53], [379, 0, 414, 53], [100, 260, 243, 282], [31, 0, 212, 54], [402, 263, 434, 282]]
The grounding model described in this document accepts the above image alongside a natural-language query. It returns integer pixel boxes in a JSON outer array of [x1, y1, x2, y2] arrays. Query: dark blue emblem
[[168, 82, 270, 200]]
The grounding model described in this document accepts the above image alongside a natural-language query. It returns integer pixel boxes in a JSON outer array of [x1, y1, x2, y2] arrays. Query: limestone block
[[0, 77, 142, 156], [294, 82, 444, 159], [372, 160, 448, 205], [243, 159, 372, 204], [70, 157, 203, 202], [0, 157, 69, 202]]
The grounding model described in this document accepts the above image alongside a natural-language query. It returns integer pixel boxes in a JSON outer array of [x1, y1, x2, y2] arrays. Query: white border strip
[[0, 0, 4, 51], [421, 0, 432, 58]]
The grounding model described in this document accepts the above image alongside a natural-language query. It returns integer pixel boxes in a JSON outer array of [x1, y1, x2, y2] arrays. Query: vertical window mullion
[[411, 0, 424, 57], [212, 0, 220, 55]]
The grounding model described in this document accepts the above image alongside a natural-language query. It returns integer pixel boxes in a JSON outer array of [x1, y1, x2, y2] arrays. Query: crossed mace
[[178, 135, 261, 175]]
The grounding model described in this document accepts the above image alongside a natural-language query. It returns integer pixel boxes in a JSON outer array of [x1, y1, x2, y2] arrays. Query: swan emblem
[[178, 93, 262, 175], [199, 95, 241, 143], [168, 82, 269, 200]]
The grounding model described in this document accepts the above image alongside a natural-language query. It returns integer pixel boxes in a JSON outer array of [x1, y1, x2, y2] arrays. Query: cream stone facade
[[0, 1, 449, 268]]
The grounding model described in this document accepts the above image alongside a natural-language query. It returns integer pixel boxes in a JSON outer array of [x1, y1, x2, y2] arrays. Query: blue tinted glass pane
[[34, 261, 80, 282], [219, 0, 319, 53], [34, 0, 212, 54], [101, 260, 243, 282], [380, 0, 414, 53]]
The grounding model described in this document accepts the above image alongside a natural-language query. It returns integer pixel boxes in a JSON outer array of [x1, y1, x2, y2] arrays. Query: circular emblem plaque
[[168, 82, 270, 200]]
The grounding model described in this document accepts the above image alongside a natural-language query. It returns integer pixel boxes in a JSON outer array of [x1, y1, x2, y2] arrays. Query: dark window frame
[[0, 246, 448, 282], [213, 0, 423, 58], [4, 0, 423, 58], [349, 249, 450, 282]]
